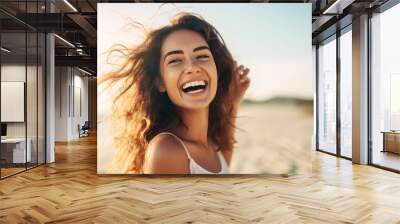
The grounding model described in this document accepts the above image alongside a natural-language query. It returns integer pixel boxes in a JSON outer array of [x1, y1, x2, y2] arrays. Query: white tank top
[[159, 132, 230, 174]]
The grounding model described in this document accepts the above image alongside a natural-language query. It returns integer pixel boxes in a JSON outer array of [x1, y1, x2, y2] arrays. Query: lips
[[181, 80, 208, 94]]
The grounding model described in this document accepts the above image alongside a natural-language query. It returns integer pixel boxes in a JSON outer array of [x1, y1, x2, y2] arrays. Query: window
[[339, 28, 352, 158], [371, 2, 400, 171], [390, 74, 400, 130], [0, 1, 46, 179], [318, 36, 337, 154]]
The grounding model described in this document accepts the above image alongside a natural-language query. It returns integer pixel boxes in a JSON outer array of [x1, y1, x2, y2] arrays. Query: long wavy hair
[[99, 13, 236, 173]]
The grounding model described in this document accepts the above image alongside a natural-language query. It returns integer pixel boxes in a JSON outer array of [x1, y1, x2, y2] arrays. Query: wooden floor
[[1, 135, 400, 223], [0, 167, 26, 178], [373, 151, 400, 171], [1, 163, 44, 178]]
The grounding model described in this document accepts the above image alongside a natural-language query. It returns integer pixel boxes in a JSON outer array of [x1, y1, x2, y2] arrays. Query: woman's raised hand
[[231, 61, 250, 105]]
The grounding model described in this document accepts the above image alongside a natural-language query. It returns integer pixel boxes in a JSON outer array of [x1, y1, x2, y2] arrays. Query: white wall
[[1, 65, 33, 138], [1, 63, 46, 164], [1, 65, 26, 131], [72, 72, 89, 138], [1, 82, 25, 122], [55, 66, 70, 141], [54, 67, 89, 141]]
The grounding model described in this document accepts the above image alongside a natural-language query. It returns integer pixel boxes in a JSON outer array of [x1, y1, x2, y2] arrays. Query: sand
[[98, 101, 314, 174], [230, 101, 314, 174]]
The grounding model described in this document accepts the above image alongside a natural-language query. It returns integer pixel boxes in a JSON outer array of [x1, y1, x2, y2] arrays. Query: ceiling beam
[[55, 55, 96, 71], [67, 13, 97, 39], [322, 0, 356, 14]]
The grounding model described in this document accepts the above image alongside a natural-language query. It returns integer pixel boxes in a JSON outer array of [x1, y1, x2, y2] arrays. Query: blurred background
[[97, 3, 313, 174]]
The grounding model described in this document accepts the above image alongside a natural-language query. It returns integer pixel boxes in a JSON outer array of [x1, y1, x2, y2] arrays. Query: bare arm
[[223, 63, 250, 164]]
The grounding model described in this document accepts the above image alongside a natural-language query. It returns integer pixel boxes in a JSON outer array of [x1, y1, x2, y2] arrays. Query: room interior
[[0, 0, 399, 222]]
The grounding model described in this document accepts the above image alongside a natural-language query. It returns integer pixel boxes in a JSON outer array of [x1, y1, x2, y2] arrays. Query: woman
[[100, 13, 250, 174]]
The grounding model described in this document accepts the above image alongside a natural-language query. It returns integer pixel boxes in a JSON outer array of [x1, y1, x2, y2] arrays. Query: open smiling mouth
[[181, 80, 208, 94]]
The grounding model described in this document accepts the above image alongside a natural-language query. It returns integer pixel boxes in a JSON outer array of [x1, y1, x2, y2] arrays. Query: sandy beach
[[98, 100, 314, 175], [230, 101, 314, 174]]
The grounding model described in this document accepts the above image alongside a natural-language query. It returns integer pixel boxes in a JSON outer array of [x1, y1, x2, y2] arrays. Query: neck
[[175, 107, 209, 147]]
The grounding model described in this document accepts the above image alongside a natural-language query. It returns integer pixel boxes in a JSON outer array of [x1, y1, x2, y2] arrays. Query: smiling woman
[[158, 30, 218, 111], [98, 13, 250, 174]]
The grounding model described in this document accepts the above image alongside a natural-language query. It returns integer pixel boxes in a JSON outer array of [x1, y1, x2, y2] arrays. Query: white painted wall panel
[[1, 82, 25, 122]]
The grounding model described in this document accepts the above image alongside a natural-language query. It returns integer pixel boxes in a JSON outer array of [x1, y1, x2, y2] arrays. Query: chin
[[174, 96, 213, 110], [181, 102, 211, 111]]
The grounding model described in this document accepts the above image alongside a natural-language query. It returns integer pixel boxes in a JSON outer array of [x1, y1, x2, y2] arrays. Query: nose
[[183, 59, 201, 75]]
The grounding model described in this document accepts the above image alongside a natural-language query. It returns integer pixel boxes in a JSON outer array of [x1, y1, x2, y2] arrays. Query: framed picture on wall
[[97, 3, 313, 175]]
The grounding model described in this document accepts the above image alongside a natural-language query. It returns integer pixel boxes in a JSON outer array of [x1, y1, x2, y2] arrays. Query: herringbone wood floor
[[1, 135, 400, 223]]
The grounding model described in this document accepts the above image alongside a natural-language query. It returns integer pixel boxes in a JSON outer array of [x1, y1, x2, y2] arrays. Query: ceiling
[[0, 0, 393, 74]]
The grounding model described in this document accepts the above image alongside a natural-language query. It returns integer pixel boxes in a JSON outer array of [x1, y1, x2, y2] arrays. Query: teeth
[[188, 89, 203, 94], [182, 80, 206, 90]]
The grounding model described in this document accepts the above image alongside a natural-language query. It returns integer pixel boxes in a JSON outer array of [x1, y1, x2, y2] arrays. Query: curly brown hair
[[99, 13, 236, 173]]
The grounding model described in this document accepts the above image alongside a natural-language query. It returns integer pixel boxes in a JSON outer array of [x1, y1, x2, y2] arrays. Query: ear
[[157, 78, 166, 92]]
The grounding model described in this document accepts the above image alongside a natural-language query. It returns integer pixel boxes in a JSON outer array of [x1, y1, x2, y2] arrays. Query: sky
[[98, 3, 312, 101]]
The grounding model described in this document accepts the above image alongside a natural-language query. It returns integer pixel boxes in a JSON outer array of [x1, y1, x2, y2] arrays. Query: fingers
[[238, 66, 250, 83], [235, 65, 246, 76], [233, 61, 250, 84], [242, 68, 249, 77], [240, 75, 250, 84]]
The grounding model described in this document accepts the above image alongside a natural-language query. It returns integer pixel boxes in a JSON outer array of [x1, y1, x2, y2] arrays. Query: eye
[[196, 55, 209, 60], [168, 58, 182, 65]]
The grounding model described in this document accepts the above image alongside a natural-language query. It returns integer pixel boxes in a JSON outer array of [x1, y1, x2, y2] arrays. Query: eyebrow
[[163, 50, 184, 61], [163, 46, 210, 62], [193, 46, 210, 52]]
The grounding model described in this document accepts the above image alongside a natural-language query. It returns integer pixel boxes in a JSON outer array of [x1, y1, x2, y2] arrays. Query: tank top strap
[[158, 132, 193, 160]]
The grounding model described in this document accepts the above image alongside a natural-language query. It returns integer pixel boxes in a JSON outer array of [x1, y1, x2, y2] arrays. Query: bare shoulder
[[143, 133, 189, 174]]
